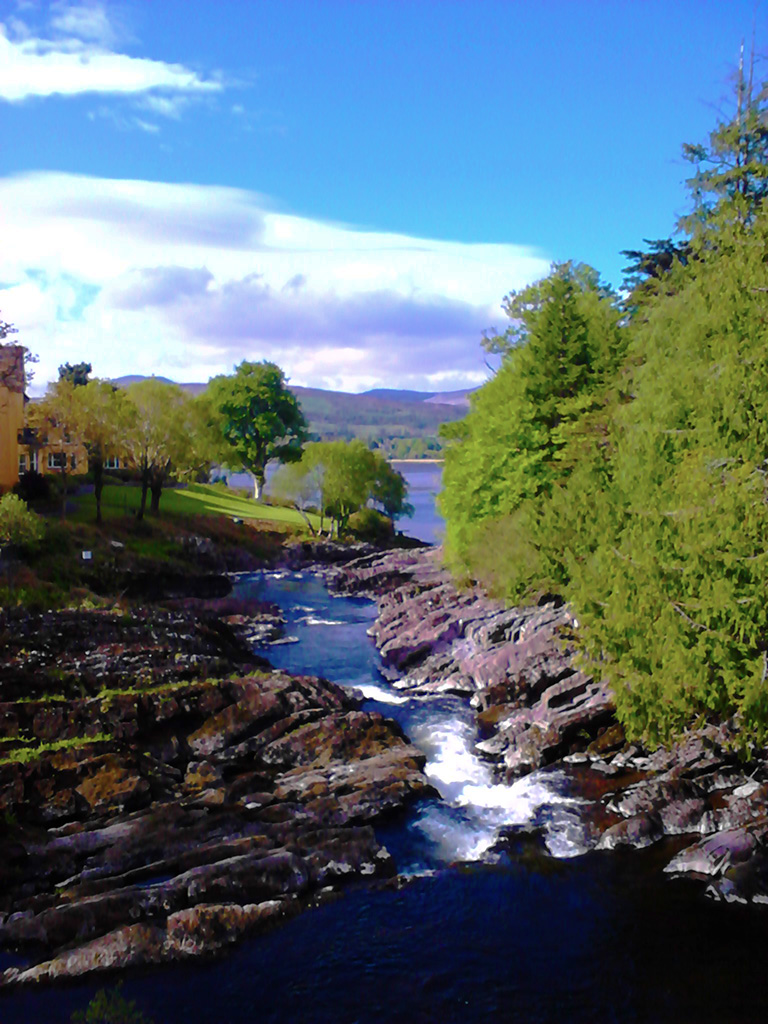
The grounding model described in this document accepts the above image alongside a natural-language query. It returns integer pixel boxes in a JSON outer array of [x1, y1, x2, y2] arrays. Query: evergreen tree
[[680, 44, 768, 235], [440, 263, 624, 597]]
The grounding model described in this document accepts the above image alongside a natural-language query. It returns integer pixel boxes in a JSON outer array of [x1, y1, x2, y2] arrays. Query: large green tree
[[273, 439, 411, 536], [27, 379, 80, 519], [205, 361, 308, 501], [570, 208, 768, 747], [440, 263, 624, 597], [74, 380, 130, 524], [123, 380, 198, 518]]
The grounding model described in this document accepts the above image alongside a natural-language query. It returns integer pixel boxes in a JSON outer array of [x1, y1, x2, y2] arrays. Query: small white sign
[[81, 550, 92, 561]]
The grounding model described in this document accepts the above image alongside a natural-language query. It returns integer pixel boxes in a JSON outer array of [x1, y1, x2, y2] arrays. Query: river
[[5, 568, 768, 1023]]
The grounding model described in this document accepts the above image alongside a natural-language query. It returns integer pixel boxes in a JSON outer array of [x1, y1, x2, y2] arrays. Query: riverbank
[[331, 546, 768, 904], [0, 559, 433, 990]]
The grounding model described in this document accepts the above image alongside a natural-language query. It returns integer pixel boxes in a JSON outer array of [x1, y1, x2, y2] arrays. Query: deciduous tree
[[273, 440, 411, 537], [205, 362, 308, 501], [123, 380, 193, 518], [27, 379, 80, 519], [74, 380, 130, 523]]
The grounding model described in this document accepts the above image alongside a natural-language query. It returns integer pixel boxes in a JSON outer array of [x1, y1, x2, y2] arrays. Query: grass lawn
[[69, 482, 320, 530]]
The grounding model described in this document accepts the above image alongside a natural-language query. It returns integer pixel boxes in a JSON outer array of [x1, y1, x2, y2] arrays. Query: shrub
[[13, 471, 51, 504], [0, 493, 44, 550], [348, 507, 395, 544], [70, 982, 155, 1023]]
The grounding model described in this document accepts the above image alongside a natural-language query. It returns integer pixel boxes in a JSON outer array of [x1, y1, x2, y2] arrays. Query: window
[[105, 456, 120, 470], [48, 452, 66, 470], [18, 454, 27, 472], [70, 454, 77, 470], [30, 451, 38, 472]]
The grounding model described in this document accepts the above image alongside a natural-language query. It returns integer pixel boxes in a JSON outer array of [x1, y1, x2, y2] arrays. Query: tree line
[[20, 359, 411, 535], [440, 57, 768, 750]]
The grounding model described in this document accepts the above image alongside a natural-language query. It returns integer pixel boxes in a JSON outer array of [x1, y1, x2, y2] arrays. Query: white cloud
[[0, 4, 222, 103], [140, 93, 188, 119], [0, 171, 551, 393], [49, 1, 122, 47]]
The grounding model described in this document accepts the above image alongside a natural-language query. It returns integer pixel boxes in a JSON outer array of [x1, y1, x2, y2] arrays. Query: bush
[[0, 493, 44, 550], [13, 471, 51, 504], [71, 982, 155, 1023], [348, 507, 395, 544]]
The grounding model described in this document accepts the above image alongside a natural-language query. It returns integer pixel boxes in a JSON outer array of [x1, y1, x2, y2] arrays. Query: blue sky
[[0, 0, 764, 393]]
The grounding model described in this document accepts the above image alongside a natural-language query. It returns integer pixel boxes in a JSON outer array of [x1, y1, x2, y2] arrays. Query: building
[[18, 429, 88, 480], [0, 346, 25, 492]]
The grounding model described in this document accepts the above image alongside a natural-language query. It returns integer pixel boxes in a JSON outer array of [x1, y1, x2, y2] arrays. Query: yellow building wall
[[19, 439, 88, 476], [0, 389, 24, 492]]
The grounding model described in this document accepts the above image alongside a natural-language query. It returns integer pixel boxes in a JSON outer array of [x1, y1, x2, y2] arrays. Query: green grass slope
[[70, 483, 320, 529]]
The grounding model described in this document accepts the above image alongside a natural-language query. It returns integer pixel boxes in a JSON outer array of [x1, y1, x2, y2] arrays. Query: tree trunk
[[150, 480, 162, 514], [137, 464, 149, 521], [250, 471, 265, 502], [93, 457, 103, 525], [294, 505, 316, 535], [60, 469, 69, 520]]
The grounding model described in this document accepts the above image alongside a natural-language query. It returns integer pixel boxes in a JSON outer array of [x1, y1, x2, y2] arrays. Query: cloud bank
[[0, 171, 551, 394], [0, 2, 221, 112]]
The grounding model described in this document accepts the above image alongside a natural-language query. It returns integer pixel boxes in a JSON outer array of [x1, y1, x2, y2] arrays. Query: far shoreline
[[389, 458, 444, 465]]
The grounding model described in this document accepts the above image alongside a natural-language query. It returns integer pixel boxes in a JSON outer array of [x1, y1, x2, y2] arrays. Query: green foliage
[[71, 983, 155, 1024], [273, 440, 412, 536], [0, 493, 44, 549], [58, 361, 92, 387], [205, 361, 308, 500], [440, 262, 624, 598], [75, 379, 132, 523], [620, 238, 692, 312], [569, 209, 768, 747], [680, 57, 768, 235], [440, 89, 768, 747], [347, 506, 396, 544], [122, 379, 216, 518]]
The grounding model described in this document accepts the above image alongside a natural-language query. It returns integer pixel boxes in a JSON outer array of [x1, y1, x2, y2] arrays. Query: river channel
[[5, 568, 768, 1023]]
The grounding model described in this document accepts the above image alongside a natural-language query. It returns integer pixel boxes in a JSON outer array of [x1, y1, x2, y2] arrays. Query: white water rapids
[[237, 569, 592, 868]]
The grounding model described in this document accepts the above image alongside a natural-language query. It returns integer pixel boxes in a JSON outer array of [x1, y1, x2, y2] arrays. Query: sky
[[0, 0, 765, 395]]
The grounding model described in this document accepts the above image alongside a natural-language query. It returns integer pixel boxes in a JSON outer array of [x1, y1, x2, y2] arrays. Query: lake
[[389, 460, 444, 544], [228, 459, 445, 544]]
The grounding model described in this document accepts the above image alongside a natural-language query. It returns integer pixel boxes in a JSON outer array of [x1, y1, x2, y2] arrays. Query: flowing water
[[4, 570, 768, 1023]]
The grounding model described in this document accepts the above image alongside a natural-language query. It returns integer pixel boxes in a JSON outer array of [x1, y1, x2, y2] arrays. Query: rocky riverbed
[[5, 537, 768, 995], [331, 546, 768, 905], [0, 596, 432, 988]]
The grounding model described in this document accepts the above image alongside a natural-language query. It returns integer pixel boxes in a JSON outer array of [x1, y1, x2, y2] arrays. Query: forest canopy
[[439, 64, 768, 749]]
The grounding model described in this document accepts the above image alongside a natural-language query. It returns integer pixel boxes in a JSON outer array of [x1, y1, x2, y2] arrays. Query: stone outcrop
[[0, 604, 432, 988], [333, 548, 615, 774], [332, 546, 768, 905]]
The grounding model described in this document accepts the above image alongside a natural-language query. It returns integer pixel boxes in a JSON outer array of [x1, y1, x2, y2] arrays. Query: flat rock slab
[[333, 546, 768, 905], [0, 605, 433, 987]]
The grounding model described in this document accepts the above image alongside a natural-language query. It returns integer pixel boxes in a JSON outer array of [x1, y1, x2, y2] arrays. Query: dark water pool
[[4, 853, 766, 1024]]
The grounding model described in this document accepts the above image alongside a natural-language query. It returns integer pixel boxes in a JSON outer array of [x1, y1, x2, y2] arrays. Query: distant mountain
[[112, 375, 470, 458], [111, 374, 176, 388], [423, 389, 474, 407], [362, 388, 438, 403], [361, 387, 474, 408], [111, 375, 207, 396]]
